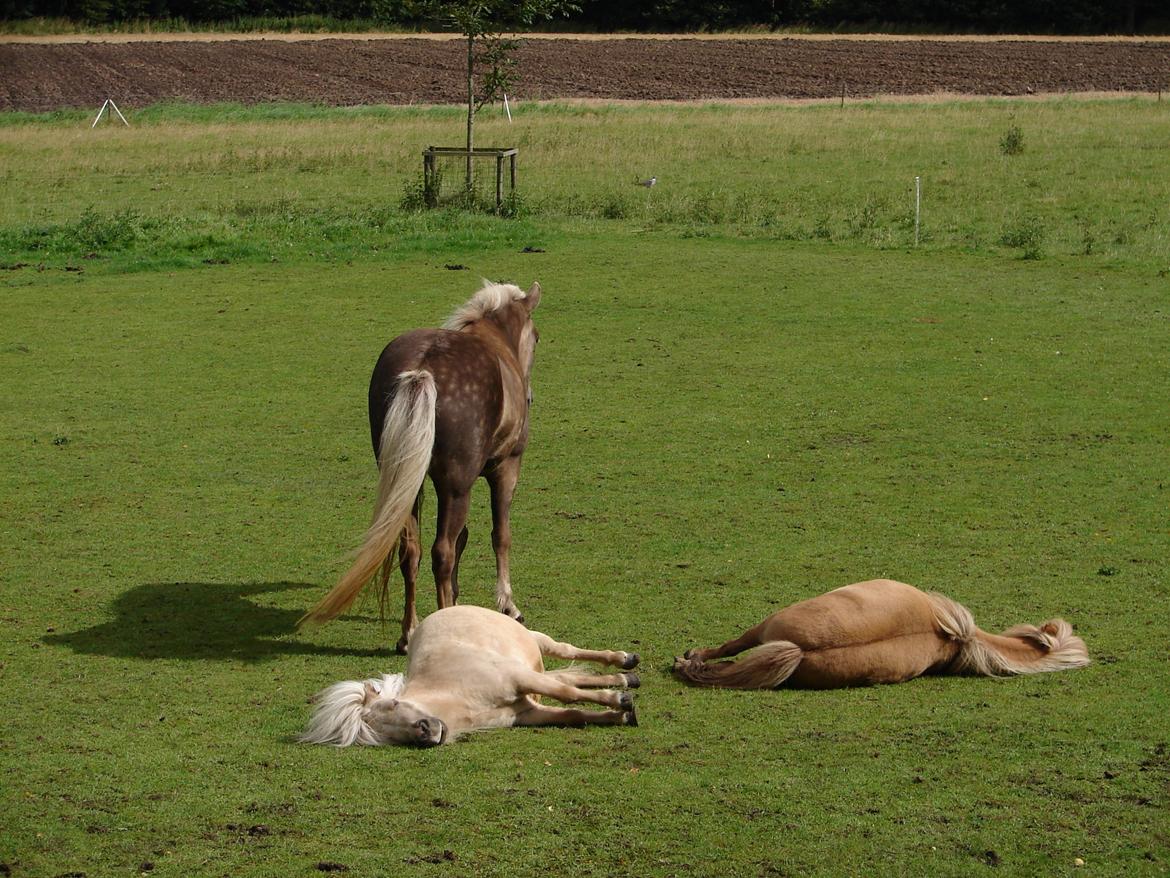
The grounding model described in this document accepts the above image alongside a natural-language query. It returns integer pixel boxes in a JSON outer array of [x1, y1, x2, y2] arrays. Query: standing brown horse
[[674, 579, 1089, 689], [300, 280, 541, 652]]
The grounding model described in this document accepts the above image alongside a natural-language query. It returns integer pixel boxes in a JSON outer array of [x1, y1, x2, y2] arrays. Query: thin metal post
[[914, 176, 921, 246]]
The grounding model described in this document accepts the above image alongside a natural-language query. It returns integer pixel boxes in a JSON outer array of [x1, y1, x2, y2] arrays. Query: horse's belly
[[788, 633, 951, 688]]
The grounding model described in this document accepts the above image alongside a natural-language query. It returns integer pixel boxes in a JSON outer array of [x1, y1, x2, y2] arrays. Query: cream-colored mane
[[442, 281, 527, 331]]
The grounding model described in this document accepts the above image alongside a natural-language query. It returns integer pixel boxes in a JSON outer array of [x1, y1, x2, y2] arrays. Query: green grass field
[[2, 98, 1169, 877]]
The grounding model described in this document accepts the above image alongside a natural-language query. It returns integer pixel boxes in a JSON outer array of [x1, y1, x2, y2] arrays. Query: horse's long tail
[[672, 641, 804, 689], [299, 370, 436, 627], [928, 592, 1090, 676]]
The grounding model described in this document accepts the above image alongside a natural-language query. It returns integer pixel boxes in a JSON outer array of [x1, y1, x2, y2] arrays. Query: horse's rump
[[406, 605, 544, 680], [369, 329, 507, 472]]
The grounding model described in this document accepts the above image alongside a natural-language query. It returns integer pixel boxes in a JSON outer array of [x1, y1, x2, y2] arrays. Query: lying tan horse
[[301, 605, 641, 747], [300, 280, 541, 652], [673, 579, 1089, 689]]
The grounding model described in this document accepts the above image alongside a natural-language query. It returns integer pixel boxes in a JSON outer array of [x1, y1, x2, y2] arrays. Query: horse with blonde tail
[[673, 579, 1089, 689], [299, 280, 542, 652], [301, 606, 640, 747]]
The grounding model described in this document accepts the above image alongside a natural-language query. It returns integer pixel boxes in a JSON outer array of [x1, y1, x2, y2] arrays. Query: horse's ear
[[524, 281, 542, 313]]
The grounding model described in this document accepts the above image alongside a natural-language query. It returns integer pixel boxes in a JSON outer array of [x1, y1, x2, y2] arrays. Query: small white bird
[[636, 176, 657, 188]]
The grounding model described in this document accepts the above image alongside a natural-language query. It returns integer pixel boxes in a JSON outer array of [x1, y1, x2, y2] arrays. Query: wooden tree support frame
[[423, 146, 518, 209]]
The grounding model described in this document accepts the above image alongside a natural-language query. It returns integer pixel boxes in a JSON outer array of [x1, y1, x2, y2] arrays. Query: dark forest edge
[[1, 1, 1164, 36]]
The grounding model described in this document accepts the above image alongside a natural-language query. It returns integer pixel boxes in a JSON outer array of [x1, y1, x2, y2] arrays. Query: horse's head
[[301, 673, 434, 747], [360, 683, 448, 747]]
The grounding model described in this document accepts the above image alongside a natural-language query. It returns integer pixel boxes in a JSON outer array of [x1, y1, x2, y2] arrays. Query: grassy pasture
[[3, 98, 1170, 267], [2, 99, 1169, 876]]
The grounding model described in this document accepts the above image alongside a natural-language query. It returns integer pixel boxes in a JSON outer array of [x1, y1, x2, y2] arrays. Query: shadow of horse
[[46, 581, 388, 662]]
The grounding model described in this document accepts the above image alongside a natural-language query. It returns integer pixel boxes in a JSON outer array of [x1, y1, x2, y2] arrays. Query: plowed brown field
[[1, 35, 1168, 112]]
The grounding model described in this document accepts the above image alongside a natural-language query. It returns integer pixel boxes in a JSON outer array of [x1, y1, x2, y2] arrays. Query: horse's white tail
[[300, 673, 405, 746], [928, 592, 1091, 676], [672, 641, 804, 689], [299, 370, 436, 627]]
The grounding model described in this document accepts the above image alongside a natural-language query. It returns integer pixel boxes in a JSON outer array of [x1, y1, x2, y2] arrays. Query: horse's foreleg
[[683, 620, 768, 662], [432, 489, 471, 609], [529, 631, 640, 670], [513, 668, 632, 711], [486, 455, 523, 621], [513, 703, 635, 729], [543, 668, 641, 689], [395, 496, 423, 654]]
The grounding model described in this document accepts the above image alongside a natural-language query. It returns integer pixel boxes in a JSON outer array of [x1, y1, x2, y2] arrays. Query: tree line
[[1, 0, 1158, 35]]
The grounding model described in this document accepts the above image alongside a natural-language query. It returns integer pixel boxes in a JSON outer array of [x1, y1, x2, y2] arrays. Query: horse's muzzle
[[414, 717, 446, 747]]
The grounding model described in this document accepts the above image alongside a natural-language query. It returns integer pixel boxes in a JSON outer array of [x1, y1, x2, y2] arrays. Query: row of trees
[[2, 0, 1159, 34]]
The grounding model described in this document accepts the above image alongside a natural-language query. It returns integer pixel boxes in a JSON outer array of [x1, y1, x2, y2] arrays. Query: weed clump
[[999, 214, 1046, 260], [1000, 125, 1025, 156]]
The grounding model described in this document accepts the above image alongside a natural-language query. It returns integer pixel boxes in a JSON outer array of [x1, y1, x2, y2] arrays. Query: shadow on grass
[[45, 581, 391, 661]]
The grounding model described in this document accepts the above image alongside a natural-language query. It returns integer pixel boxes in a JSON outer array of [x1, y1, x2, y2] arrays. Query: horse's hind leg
[[395, 495, 423, 654], [683, 620, 768, 662], [513, 667, 634, 712], [486, 455, 523, 621], [543, 668, 640, 689], [529, 631, 640, 670], [513, 703, 636, 729], [432, 488, 471, 609]]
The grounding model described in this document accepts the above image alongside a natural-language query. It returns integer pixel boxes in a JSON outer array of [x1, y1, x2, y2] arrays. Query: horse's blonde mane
[[442, 280, 527, 331], [927, 592, 1090, 676], [300, 673, 406, 747]]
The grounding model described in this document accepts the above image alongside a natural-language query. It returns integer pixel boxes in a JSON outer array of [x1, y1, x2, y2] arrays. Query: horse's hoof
[[623, 702, 639, 728], [623, 672, 641, 689], [622, 652, 641, 670], [619, 692, 634, 710], [395, 638, 410, 656], [683, 648, 700, 660]]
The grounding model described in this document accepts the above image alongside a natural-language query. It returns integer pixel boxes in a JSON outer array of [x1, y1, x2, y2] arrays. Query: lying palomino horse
[[673, 579, 1089, 689], [301, 605, 640, 746], [299, 280, 542, 652]]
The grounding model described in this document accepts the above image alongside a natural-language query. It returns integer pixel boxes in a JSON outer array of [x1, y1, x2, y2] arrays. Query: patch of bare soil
[[1, 36, 1168, 112]]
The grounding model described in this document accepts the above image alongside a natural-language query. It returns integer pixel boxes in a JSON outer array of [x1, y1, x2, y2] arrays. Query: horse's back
[[766, 580, 957, 687]]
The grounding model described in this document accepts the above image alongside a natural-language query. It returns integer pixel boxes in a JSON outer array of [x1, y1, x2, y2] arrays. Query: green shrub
[[999, 214, 1046, 259], [1000, 125, 1025, 156]]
